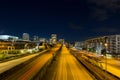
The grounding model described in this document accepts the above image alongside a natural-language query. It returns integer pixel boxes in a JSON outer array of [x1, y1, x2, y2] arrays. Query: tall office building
[[59, 39, 64, 44], [33, 35, 39, 41], [39, 38, 46, 42], [22, 33, 29, 41], [51, 34, 57, 44]]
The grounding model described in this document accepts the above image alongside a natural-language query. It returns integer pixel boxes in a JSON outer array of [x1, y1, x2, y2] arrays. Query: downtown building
[[33, 35, 39, 41], [58, 39, 64, 44], [39, 38, 46, 43], [83, 34, 120, 55], [0, 35, 36, 50], [0, 35, 19, 41], [22, 33, 30, 41], [0, 35, 19, 50], [74, 41, 84, 50], [107, 35, 120, 54], [50, 34, 57, 44]]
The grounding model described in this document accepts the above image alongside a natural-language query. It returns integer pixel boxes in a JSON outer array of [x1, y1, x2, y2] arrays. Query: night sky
[[0, 0, 120, 41]]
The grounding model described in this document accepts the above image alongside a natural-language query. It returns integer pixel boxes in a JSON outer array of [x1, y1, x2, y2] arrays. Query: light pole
[[104, 43, 108, 74]]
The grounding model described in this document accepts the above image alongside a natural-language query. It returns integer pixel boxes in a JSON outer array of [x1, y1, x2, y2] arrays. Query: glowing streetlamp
[[104, 43, 108, 48], [104, 43, 108, 76]]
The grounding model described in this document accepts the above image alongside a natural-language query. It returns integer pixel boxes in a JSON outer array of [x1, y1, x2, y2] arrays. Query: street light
[[104, 43, 108, 75], [104, 43, 108, 48]]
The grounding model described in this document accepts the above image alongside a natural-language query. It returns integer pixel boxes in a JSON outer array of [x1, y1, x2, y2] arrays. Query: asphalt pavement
[[42, 45, 94, 80], [0, 44, 61, 80]]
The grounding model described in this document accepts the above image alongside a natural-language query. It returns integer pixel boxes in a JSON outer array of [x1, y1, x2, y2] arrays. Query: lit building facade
[[0, 39, 36, 50], [39, 38, 46, 42], [51, 34, 57, 44], [74, 41, 84, 50], [59, 39, 64, 44], [85, 36, 106, 54], [49, 38, 52, 44], [33, 35, 39, 41], [23, 33, 29, 41], [84, 35, 120, 55], [0, 35, 19, 41], [107, 35, 120, 54]]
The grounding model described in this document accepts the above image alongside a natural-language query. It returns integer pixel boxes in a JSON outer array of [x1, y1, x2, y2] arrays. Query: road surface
[[0, 44, 61, 80], [71, 49, 120, 79], [101, 59, 120, 78], [42, 45, 94, 80], [0, 50, 47, 74]]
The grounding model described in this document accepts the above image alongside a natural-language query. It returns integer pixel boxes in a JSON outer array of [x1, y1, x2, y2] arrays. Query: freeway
[[101, 59, 120, 78], [0, 50, 47, 74], [104, 58, 120, 69], [70, 49, 120, 80], [41, 45, 94, 80], [0, 44, 61, 80]]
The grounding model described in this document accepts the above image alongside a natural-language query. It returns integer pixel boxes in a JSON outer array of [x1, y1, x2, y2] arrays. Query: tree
[[101, 49, 106, 55]]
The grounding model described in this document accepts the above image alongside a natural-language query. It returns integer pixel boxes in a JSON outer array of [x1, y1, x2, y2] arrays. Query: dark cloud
[[69, 23, 83, 30], [92, 8, 110, 21], [93, 26, 119, 33], [88, 0, 120, 20], [89, 0, 120, 9], [0, 30, 5, 34]]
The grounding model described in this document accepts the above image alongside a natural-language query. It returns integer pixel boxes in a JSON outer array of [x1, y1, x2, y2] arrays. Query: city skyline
[[0, 0, 120, 41]]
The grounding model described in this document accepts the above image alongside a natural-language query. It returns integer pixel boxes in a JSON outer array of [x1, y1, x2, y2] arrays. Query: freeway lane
[[0, 50, 47, 74], [0, 44, 61, 80], [101, 59, 120, 78], [42, 45, 94, 80], [105, 59, 120, 69]]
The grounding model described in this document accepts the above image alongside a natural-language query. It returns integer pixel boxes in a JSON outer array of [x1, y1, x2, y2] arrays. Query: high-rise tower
[[22, 33, 29, 41]]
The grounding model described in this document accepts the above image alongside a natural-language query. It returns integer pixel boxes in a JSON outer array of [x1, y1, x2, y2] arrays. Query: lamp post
[[104, 43, 108, 75]]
